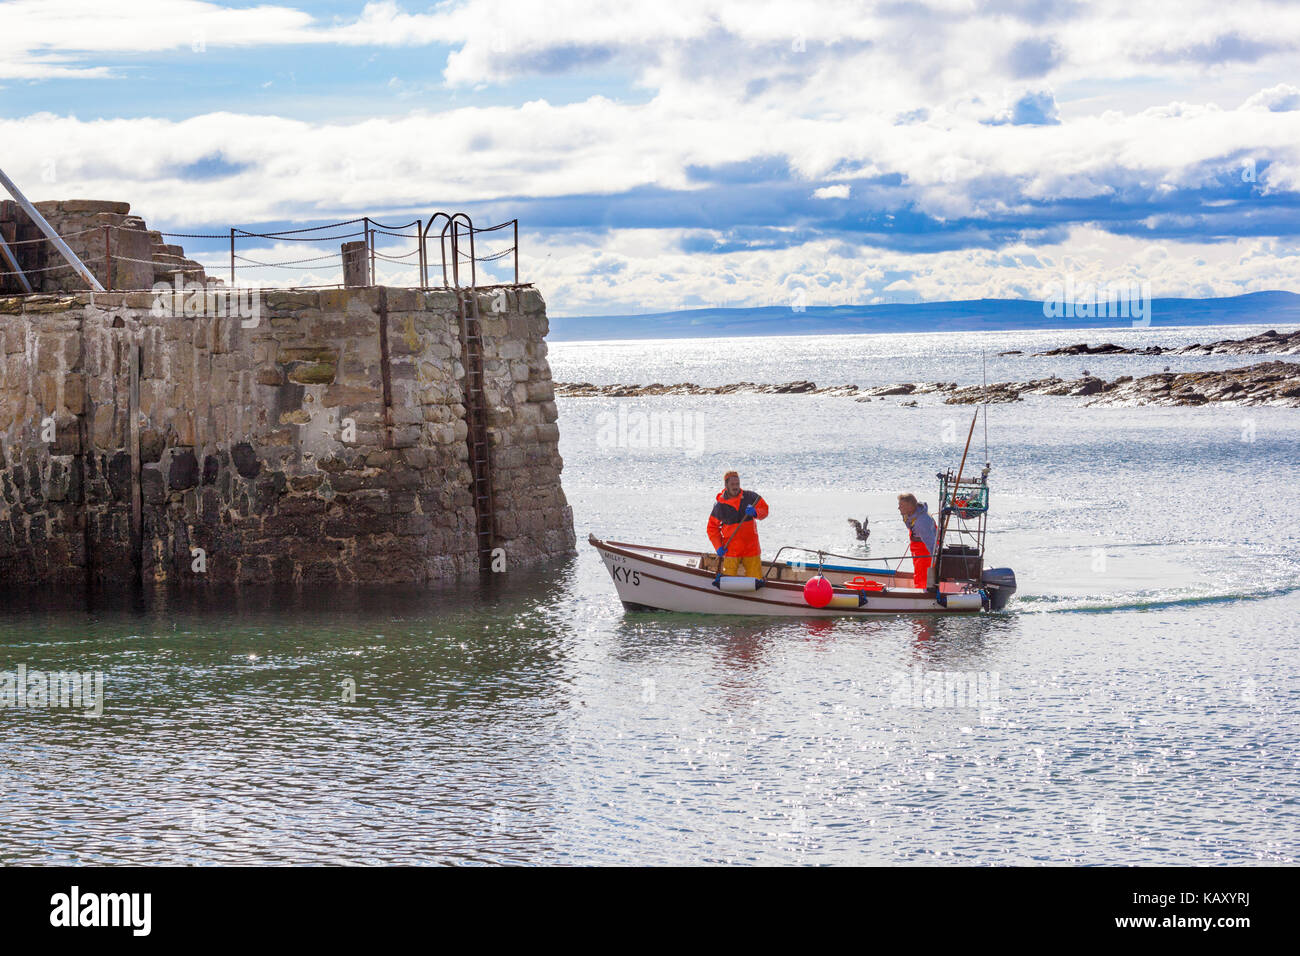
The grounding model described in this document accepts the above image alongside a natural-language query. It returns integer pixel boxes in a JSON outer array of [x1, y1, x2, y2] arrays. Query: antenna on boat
[[982, 350, 989, 471]]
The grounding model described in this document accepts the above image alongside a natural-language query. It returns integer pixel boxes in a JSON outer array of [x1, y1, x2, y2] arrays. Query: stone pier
[[0, 283, 575, 586]]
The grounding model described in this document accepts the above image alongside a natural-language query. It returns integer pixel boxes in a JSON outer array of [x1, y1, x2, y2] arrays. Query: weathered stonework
[[0, 199, 209, 295], [0, 285, 575, 586]]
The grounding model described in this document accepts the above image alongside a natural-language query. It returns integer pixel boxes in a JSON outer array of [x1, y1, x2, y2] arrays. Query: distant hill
[[548, 290, 1300, 341]]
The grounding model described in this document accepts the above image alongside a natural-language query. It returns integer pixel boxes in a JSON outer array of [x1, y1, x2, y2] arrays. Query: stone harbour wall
[[0, 199, 209, 295], [0, 285, 575, 586]]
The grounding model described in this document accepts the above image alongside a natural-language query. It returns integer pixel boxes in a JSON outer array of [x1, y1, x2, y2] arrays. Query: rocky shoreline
[[554, 380, 951, 398], [998, 328, 1300, 357], [556, 361, 1300, 407], [944, 361, 1300, 406]]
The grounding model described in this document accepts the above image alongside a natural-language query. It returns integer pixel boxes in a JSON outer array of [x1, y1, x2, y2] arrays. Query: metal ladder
[[457, 289, 496, 571]]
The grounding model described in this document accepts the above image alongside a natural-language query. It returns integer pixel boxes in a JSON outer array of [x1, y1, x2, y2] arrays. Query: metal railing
[[420, 212, 519, 290]]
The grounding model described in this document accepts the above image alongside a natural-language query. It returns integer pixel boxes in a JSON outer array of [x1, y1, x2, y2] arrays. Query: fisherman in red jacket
[[707, 470, 769, 577]]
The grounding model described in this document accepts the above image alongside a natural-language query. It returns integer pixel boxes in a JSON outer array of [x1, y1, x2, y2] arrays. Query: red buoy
[[803, 575, 833, 608]]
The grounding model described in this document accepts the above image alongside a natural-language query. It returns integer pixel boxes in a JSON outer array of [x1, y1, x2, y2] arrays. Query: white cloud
[[5, 1, 1300, 93], [1243, 83, 1300, 112], [4, 89, 1297, 224], [522, 226, 1300, 316], [3, 1, 1300, 310], [0, 0, 318, 79], [812, 184, 850, 199]]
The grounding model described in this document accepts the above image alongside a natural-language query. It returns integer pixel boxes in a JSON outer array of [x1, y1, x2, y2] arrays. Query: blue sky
[[2, 0, 1300, 315]]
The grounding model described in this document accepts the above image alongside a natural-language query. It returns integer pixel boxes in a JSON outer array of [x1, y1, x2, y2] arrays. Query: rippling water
[[2, 327, 1298, 865]]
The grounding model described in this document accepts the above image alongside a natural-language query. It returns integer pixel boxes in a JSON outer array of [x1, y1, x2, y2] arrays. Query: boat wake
[[1018, 583, 1300, 614]]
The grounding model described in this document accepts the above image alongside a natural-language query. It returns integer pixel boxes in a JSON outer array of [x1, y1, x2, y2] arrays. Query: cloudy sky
[[2, 0, 1299, 314]]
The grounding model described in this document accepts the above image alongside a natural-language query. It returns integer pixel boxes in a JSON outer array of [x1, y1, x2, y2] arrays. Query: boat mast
[[982, 351, 989, 471], [931, 408, 979, 588]]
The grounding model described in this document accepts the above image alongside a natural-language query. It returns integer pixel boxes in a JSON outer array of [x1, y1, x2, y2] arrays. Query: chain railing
[[1, 211, 524, 293]]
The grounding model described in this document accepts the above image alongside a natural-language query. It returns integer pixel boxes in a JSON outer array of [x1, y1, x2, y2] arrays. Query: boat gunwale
[[591, 534, 941, 601]]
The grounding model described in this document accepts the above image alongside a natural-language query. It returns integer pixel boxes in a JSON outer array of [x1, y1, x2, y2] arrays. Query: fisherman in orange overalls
[[707, 470, 769, 577], [898, 492, 937, 589]]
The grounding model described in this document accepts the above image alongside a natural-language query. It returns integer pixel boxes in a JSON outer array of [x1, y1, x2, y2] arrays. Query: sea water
[[1, 326, 1296, 864]]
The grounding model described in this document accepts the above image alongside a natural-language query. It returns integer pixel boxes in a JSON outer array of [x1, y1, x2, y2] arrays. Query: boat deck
[[608, 540, 915, 587]]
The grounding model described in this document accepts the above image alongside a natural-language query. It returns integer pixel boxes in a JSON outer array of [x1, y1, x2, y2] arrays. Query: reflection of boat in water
[[593, 411, 1017, 617]]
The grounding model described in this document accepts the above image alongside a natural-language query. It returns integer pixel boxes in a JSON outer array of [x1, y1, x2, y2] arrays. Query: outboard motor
[[980, 567, 1017, 611]]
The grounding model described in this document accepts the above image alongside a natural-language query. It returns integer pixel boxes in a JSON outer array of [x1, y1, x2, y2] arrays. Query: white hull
[[590, 535, 1001, 616]]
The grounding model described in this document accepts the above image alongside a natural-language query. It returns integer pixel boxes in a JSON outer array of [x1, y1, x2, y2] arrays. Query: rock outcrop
[[1085, 361, 1300, 406], [943, 363, 1300, 406], [1031, 328, 1300, 357]]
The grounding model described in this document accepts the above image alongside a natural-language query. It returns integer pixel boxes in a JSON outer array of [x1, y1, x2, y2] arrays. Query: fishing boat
[[592, 412, 1017, 616]]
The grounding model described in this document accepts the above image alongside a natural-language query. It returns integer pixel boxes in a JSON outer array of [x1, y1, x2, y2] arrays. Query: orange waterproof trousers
[[909, 539, 931, 589]]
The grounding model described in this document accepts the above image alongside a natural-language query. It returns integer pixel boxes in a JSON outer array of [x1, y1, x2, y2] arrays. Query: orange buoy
[[803, 575, 833, 608]]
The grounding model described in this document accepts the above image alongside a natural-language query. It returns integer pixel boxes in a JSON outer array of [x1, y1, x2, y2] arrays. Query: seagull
[[847, 517, 870, 540]]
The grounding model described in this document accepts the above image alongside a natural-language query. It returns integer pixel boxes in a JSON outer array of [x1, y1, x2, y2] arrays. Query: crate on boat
[[939, 544, 982, 580]]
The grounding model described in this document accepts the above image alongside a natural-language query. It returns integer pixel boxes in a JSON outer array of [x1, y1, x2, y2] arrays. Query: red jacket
[[707, 489, 769, 557]]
